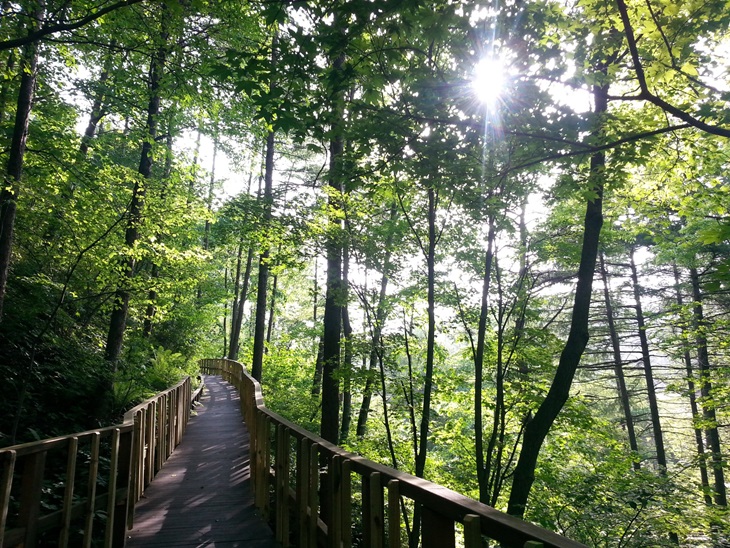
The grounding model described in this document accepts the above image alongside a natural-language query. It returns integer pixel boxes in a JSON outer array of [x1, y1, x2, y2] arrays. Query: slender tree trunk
[[320, 44, 346, 444], [507, 83, 607, 518], [251, 32, 278, 381], [355, 206, 396, 436], [600, 252, 640, 468], [0, 49, 16, 124], [79, 43, 115, 157], [228, 247, 254, 360], [203, 127, 218, 253], [690, 267, 727, 507], [266, 272, 277, 344], [0, 2, 43, 322], [409, 185, 438, 548], [629, 246, 669, 472], [475, 218, 496, 503], [339, 245, 353, 444], [251, 127, 275, 379], [105, 7, 167, 363], [143, 127, 174, 338], [673, 264, 713, 506]]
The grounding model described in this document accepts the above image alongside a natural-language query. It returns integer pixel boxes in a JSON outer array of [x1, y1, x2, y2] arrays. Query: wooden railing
[[200, 358, 586, 548], [0, 376, 204, 548]]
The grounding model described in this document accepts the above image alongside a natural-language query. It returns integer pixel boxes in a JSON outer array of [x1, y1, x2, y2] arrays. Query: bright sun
[[472, 57, 506, 108]]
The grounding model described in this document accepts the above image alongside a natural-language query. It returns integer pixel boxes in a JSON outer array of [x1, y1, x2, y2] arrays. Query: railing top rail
[[205, 358, 586, 548], [0, 375, 192, 457]]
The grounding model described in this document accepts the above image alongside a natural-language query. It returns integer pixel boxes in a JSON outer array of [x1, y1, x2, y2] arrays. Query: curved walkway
[[125, 375, 279, 547]]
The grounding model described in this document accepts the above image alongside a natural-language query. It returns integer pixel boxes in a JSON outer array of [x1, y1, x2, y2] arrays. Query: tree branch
[[0, 0, 147, 51], [614, 0, 730, 138]]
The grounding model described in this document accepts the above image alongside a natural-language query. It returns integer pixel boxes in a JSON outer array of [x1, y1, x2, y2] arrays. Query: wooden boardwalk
[[125, 375, 279, 547]]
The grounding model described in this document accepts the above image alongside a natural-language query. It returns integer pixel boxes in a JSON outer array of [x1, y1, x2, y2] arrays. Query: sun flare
[[472, 57, 506, 108]]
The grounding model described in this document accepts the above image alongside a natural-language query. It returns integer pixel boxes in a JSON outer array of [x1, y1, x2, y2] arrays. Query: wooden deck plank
[[125, 375, 279, 547]]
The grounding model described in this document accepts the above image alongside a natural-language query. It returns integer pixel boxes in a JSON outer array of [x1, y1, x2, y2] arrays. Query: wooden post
[[297, 438, 311, 547], [103, 429, 121, 546], [421, 506, 455, 548], [329, 456, 341, 548], [362, 473, 371, 548], [341, 458, 352, 548], [463, 514, 481, 548], [368, 472, 384, 548], [0, 450, 17, 547], [145, 402, 155, 487], [115, 427, 134, 547], [59, 438, 79, 547], [387, 480, 400, 548], [308, 443, 319, 548], [276, 425, 290, 545], [83, 432, 101, 548], [18, 450, 46, 546]]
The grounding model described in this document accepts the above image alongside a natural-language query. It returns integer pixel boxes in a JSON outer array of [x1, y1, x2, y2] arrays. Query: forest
[[0, 0, 728, 545]]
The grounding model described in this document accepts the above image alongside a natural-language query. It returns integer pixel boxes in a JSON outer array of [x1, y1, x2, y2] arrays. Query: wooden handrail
[[200, 358, 587, 548], [0, 375, 204, 548]]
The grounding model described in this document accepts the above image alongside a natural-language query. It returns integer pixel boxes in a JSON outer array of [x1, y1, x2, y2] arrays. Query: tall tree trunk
[[228, 247, 254, 360], [475, 218, 497, 503], [143, 127, 174, 337], [507, 83, 607, 518], [0, 49, 16, 124], [339, 245, 353, 443], [251, 32, 278, 381], [105, 7, 167, 363], [673, 264, 713, 506], [355, 205, 397, 437], [600, 252, 640, 469], [629, 246, 669, 472], [409, 185, 438, 548], [320, 42, 346, 444], [79, 43, 115, 157], [266, 272, 277, 345], [0, 1, 43, 322], [690, 267, 727, 507]]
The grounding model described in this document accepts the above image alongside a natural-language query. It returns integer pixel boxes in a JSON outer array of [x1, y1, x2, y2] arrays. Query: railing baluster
[[369, 472, 384, 548], [145, 402, 155, 487], [421, 505, 455, 548], [308, 443, 319, 548], [329, 455, 341, 548], [276, 425, 290, 546], [104, 428, 121, 546], [296, 438, 311, 547], [0, 449, 17, 547], [463, 514, 481, 548], [83, 432, 101, 548], [58, 437, 78, 547], [117, 426, 134, 546], [18, 450, 46, 547], [341, 458, 352, 548], [387, 479, 400, 548]]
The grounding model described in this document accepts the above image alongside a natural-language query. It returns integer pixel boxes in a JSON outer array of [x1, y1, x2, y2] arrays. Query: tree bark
[[507, 83, 607, 518]]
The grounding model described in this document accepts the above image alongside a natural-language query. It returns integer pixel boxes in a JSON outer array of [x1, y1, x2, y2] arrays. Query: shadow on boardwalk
[[126, 375, 279, 547]]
